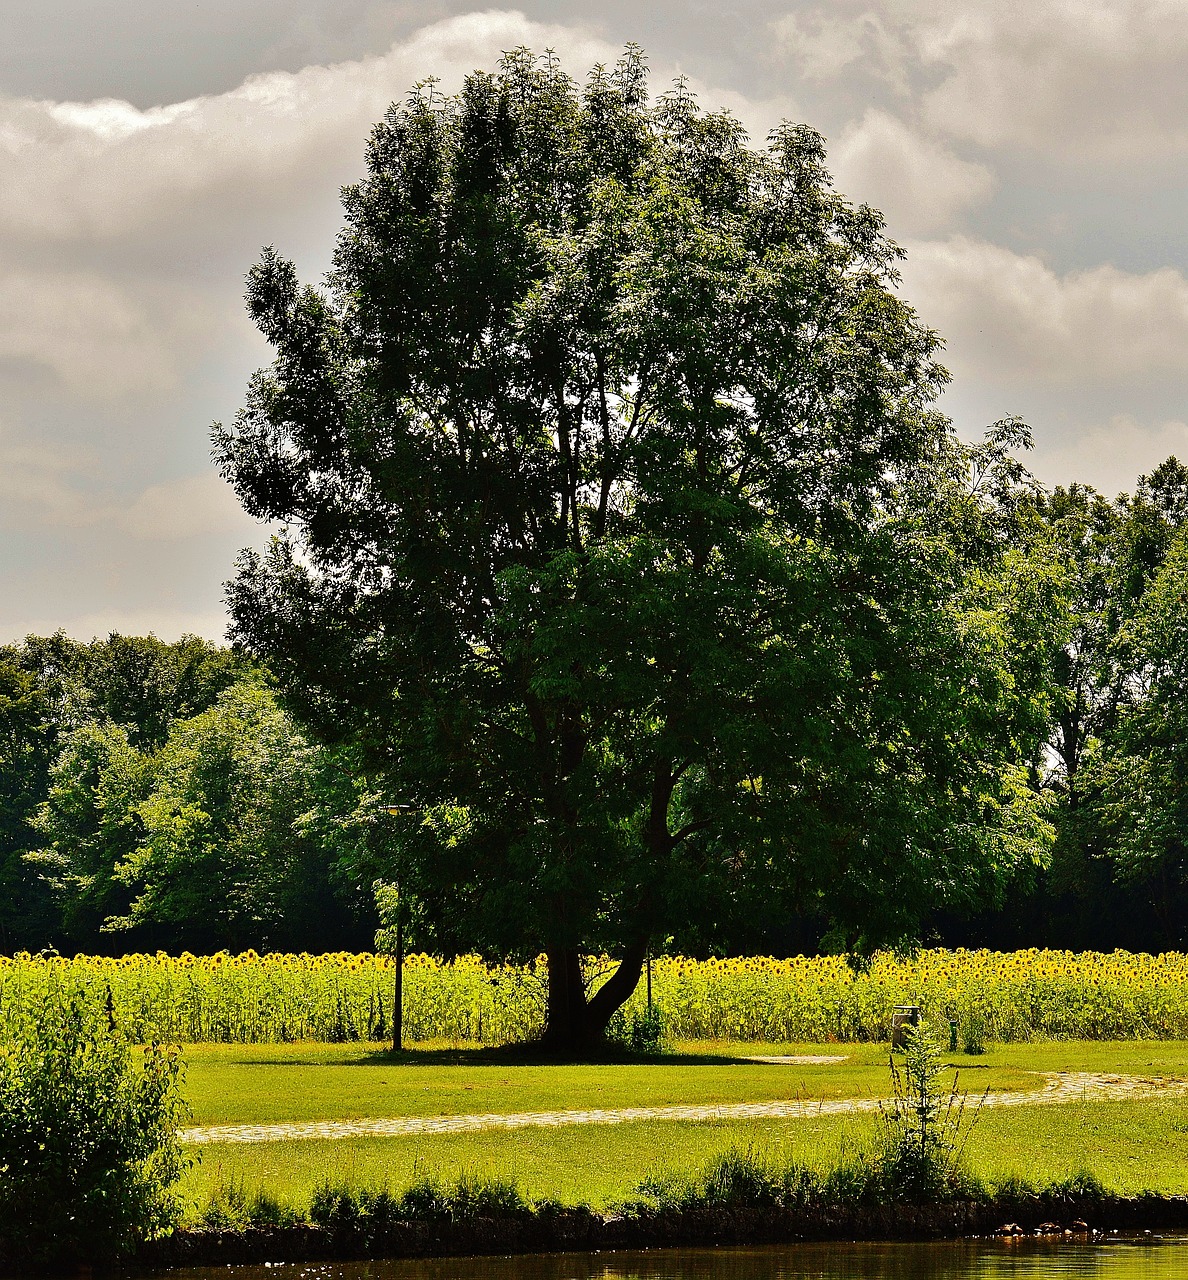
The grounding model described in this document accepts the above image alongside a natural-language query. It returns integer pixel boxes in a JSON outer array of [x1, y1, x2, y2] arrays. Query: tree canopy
[[214, 47, 1059, 1049]]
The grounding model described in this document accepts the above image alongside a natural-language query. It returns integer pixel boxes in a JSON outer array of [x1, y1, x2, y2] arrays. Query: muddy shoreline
[[138, 1196, 1188, 1269]]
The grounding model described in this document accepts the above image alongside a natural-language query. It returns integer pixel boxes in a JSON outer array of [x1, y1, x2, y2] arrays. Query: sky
[[2, 0, 1187, 643]]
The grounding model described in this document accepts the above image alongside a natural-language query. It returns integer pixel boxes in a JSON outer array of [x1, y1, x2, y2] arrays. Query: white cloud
[[900, 236, 1188, 384], [903, 0, 1188, 158], [1029, 415, 1188, 495], [0, 267, 205, 398], [0, 12, 619, 245], [0, 433, 256, 540], [769, 0, 1188, 160], [0, 434, 97, 524], [770, 7, 909, 89], [117, 472, 256, 540], [830, 110, 993, 235]]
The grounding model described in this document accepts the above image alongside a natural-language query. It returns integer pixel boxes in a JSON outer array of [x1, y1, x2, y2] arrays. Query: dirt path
[[179, 1072, 1188, 1146]]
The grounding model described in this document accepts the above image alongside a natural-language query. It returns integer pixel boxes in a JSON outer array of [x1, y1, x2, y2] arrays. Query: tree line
[[2, 457, 1186, 960], [0, 633, 379, 953]]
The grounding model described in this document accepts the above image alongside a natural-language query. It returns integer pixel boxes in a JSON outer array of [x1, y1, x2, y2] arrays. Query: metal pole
[[393, 904, 404, 1054]]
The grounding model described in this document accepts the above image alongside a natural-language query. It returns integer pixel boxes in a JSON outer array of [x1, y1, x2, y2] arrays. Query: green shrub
[[0, 991, 188, 1265], [200, 1174, 301, 1230], [631, 1146, 824, 1215], [606, 1005, 668, 1054]]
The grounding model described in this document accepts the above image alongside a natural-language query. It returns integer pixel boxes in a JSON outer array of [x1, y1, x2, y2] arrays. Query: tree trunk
[[540, 940, 648, 1055]]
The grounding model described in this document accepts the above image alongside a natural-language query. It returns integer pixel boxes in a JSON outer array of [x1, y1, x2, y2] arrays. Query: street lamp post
[[392, 903, 404, 1053], [384, 805, 415, 1055]]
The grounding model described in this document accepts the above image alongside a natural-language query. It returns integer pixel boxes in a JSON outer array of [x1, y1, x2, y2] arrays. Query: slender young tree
[[216, 48, 1054, 1051]]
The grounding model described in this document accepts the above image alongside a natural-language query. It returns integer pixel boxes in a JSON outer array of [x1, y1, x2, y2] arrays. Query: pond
[[152, 1238, 1188, 1280]]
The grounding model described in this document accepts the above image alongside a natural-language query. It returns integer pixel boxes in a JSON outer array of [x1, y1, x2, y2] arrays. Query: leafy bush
[[0, 991, 188, 1265], [632, 1146, 822, 1214], [607, 1004, 668, 1054], [200, 1174, 301, 1230]]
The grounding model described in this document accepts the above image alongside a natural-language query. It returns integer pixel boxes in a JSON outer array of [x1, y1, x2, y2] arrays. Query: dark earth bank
[[135, 1195, 1188, 1270]]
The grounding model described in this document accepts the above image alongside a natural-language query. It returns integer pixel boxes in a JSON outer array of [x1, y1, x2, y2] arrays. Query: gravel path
[[179, 1071, 1187, 1146]]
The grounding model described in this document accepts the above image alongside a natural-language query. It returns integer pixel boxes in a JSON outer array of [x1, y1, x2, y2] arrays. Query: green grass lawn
[[182, 1039, 1045, 1126], [181, 1098, 1188, 1218], [176, 1039, 1188, 1222]]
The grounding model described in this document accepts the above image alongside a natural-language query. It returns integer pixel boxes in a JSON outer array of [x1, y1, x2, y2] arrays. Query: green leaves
[[217, 47, 1064, 1038], [0, 990, 188, 1263], [111, 680, 330, 950], [1091, 526, 1188, 916]]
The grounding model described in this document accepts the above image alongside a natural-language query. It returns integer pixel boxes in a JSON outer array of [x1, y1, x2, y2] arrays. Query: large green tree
[[1, 632, 258, 951], [216, 49, 1055, 1049], [107, 680, 344, 951], [1088, 520, 1188, 945]]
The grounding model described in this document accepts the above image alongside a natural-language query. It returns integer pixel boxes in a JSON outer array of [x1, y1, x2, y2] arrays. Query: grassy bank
[[184, 1099, 1188, 1215], [177, 1037, 1188, 1219], [160, 1135, 1188, 1273]]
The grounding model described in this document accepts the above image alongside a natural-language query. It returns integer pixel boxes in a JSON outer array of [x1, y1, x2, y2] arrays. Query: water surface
[[154, 1238, 1188, 1280]]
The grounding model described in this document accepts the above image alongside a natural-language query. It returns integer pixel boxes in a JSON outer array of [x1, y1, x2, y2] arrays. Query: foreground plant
[[878, 1019, 984, 1199], [0, 989, 188, 1265]]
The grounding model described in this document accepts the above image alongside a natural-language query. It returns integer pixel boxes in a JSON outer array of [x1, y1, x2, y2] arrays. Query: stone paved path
[[179, 1072, 1187, 1146]]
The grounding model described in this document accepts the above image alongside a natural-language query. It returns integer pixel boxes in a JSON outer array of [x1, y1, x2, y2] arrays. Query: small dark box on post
[[891, 1003, 920, 1048]]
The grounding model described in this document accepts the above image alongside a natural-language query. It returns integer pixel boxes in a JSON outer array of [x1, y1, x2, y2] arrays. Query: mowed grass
[[176, 1038, 1188, 1220], [182, 1039, 1045, 1126], [181, 1098, 1188, 1216]]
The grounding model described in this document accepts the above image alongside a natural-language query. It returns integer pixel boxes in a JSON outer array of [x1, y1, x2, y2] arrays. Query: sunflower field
[[1, 948, 1185, 1045]]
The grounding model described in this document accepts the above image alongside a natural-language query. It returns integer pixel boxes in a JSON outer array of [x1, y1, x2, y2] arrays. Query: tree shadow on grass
[[327, 1043, 787, 1068], [221, 1041, 792, 1069]]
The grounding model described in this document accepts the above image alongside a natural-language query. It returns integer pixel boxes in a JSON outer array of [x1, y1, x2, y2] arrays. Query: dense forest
[[2, 455, 1187, 958]]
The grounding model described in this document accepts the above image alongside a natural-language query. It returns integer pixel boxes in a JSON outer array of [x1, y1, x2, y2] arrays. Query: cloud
[[1029, 415, 1188, 496], [0, 266, 205, 398], [771, 7, 909, 90], [0, 434, 97, 524], [0, 433, 256, 540], [829, 109, 994, 235], [899, 236, 1188, 384], [0, 12, 620, 247], [117, 472, 256, 540], [907, 0, 1188, 157], [768, 0, 1188, 161], [2, 3, 1187, 638]]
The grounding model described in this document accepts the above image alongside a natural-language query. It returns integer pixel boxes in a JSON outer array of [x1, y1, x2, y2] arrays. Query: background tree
[[1089, 522, 1188, 945], [3, 633, 262, 951], [108, 679, 356, 951], [0, 653, 59, 949], [216, 48, 1059, 1050], [28, 721, 157, 941]]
